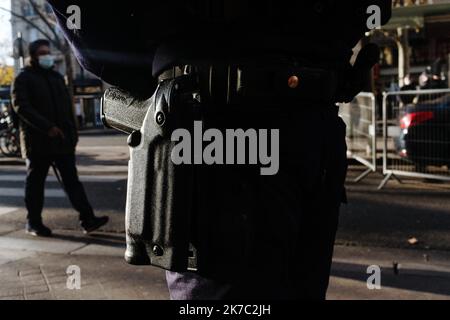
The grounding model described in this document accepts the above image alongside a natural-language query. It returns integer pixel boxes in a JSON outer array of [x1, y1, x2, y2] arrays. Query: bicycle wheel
[[0, 131, 21, 157]]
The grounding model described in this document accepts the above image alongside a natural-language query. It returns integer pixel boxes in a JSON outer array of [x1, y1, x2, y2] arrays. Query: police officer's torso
[[136, 0, 391, 72], [48, 0, 391, 285], [49, 0, 391, 92]]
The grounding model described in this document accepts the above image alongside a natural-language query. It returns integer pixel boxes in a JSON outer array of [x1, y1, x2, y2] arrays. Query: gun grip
[[101, 87, 151, 134]]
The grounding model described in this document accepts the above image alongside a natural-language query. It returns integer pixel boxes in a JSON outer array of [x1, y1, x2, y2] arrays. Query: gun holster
[[102, 75, 200, 272], [101, 61, 342, 274]]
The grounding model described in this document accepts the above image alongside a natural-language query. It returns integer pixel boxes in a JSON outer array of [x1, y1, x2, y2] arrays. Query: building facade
[[376, 0, 450, 89], [10, 0, 104, 127]]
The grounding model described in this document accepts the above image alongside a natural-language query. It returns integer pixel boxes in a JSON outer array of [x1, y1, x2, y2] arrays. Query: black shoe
[[26, 222, 52, 237], [80, 216, 109, 234]]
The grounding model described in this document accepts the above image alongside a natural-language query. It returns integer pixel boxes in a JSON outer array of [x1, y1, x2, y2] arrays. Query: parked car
[[395, 94, 450, 169]]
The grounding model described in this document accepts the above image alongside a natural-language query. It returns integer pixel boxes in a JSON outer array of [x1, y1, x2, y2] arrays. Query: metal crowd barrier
[[380, 89, 450, 189], [339, 92, 378, 183]]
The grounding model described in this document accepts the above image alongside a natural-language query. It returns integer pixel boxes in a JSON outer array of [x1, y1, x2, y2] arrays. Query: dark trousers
[[166, 106, 348, 300], [25, 154, 94, 224]]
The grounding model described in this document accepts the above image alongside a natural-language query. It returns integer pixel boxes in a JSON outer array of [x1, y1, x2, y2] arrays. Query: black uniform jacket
[[48, 0, 392, 96]]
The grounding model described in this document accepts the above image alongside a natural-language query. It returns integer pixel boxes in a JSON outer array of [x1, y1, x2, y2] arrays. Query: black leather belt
[[101, 60, 340, 136], [158, 62, 338, 106]]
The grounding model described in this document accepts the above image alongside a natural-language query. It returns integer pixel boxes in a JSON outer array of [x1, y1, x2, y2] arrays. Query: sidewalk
[[0, 228, 169, 300], [328, 245, 450, 300], [0, 226, 449, 300]]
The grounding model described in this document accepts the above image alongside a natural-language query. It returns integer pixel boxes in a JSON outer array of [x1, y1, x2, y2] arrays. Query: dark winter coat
[[12, 65, 78, 158]]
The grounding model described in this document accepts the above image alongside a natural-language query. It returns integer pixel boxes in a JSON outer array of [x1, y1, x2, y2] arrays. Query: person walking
[[12, 39, 109, 237]]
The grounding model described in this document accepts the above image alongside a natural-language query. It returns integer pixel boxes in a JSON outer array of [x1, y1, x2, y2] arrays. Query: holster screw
[[156, 112, 166, 126], [152, 245, 164, 257]]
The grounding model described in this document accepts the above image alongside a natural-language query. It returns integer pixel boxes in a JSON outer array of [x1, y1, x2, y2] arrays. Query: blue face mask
[[38, 55, 55, 69]]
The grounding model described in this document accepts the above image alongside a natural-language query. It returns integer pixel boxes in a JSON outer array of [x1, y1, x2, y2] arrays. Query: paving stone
[[0, 295, 24, 300], [70, 243, 125, 257], [25, 292, 53, 300], [19, 268, 41, 277], [24, 284, 50, 296], [0, 237, 86, 254], [0, 287, 23, 298]]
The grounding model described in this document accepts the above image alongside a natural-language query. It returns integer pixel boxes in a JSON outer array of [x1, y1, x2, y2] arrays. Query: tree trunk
[[63, 48, 78, 129], [396, 28, 410, 87]]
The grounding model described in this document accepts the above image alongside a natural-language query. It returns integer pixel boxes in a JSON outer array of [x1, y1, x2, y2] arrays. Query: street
[[0, 130, 449, 300]]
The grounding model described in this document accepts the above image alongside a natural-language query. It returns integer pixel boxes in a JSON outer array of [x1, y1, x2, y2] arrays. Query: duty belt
[[158, 62, 338, 106], [102, 62, 340, 134]]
